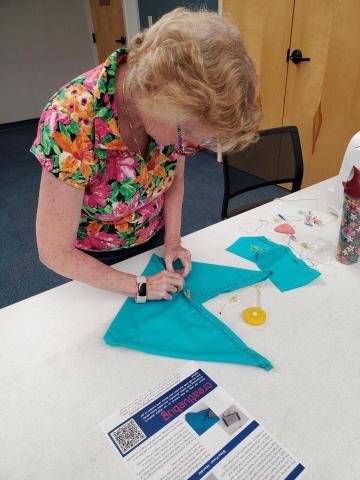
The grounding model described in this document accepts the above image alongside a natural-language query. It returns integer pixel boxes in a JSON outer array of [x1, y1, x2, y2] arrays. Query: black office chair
[[221, 126, 303, 219]]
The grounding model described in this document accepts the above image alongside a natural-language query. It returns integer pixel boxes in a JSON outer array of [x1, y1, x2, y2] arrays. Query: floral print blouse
[[31, 48, 178, 251]]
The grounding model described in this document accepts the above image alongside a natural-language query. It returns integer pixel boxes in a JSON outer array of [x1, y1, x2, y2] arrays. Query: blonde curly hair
[[127, 8, 262, 152]]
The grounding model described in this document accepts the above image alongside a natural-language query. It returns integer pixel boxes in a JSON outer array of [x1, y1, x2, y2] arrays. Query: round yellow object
[[242, 307, 267, 326]]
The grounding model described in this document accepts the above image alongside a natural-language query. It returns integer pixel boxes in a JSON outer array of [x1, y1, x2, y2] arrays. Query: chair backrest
[[222, 126, 303, 218]]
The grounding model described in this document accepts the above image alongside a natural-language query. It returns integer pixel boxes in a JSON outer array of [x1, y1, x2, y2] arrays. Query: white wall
[[0, 0, 97, 123]]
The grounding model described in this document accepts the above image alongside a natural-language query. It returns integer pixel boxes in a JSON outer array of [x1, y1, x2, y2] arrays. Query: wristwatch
[[135, 275, 147, 303]]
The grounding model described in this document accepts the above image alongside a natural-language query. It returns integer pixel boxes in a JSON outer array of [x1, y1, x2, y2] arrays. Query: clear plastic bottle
[[336, 166, 360, 264]]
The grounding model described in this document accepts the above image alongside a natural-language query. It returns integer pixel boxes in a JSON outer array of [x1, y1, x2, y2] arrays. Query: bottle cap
[[343, 166, 360, 199]]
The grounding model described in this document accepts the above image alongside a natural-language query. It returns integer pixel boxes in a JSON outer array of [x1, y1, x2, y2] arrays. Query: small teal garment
[[185, 409, 220, 436], [226, 236, 320, 292], [104, 254, 273, 370]]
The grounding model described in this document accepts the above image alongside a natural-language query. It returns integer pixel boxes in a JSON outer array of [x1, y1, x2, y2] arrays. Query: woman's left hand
[[164, 241, 192, 277]]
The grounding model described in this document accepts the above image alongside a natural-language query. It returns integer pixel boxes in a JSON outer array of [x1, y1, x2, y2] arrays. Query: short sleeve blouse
[[30, 48, 178, 251]]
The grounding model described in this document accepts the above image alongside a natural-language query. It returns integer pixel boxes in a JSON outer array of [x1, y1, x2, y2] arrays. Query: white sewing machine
[[328, 131, 360, 215]]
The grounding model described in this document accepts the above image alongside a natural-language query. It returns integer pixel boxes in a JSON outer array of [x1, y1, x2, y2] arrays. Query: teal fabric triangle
[[104, 254, 273, 370], [226, 236, 321, 291]]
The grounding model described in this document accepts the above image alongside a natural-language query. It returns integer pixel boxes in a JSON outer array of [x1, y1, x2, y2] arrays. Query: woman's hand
[[164, 241, 192, 277], [146, 270, 185, 300], [139, 240, 192, 301]]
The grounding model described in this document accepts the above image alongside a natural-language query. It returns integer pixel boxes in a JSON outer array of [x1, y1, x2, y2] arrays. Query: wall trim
[[122, 0, 141, 42]]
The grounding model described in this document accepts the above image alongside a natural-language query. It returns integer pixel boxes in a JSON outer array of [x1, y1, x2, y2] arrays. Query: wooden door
[[284, 0, 360, 186], [224, 0, 360, 187], [89, 0, 126, 63], [223, 0, 294, 129]]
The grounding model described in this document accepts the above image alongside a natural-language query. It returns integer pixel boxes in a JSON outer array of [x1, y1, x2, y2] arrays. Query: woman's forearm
[[39, 247, 137, 296]]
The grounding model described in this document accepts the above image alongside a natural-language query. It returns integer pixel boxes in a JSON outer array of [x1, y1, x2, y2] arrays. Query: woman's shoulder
[[37, 60, 110, 143], [46, 63, 104, 111], [44, 48, 126, 118]]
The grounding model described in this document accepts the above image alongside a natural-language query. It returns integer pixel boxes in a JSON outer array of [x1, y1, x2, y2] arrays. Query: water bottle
[[336, 166, 360, 264]]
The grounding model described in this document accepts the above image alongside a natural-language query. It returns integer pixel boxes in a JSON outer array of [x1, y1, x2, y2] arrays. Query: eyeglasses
[[175, 125, 214, 156]]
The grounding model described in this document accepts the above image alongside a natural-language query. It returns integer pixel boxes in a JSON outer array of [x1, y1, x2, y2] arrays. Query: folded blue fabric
[[185, 409, 220, 436], [226, 236, 320, 292], [104, 254, 273, 370]]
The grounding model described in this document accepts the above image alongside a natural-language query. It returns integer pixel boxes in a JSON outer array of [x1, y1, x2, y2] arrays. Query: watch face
[[138, 282, 147, 297]]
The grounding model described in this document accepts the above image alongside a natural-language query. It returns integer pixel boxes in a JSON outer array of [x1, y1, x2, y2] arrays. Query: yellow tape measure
[[242, 307, 267, 326], [242, 285, 267, 326]]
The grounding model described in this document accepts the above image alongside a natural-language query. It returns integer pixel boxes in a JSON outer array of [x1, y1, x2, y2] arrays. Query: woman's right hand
[[146, 270, 184, 300]]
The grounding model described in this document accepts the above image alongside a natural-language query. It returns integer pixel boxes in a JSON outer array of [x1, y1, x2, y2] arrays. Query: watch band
[[135, 275, 147, 303]]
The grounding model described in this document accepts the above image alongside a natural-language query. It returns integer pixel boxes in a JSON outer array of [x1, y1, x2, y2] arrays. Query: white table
[[1, 177, 359, 480]]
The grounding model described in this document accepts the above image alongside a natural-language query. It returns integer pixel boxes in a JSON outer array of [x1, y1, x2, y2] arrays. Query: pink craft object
[[274, 223, 295, 234]]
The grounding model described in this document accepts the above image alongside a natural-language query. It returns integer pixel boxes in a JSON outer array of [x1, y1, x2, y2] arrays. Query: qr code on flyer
[[110, 418, 147, 455]]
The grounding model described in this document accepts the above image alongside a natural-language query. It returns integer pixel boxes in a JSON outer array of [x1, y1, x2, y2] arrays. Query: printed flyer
[[100, 362, 305, 479]]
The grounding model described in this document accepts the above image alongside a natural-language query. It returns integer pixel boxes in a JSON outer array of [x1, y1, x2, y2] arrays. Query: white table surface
[[1, 177, 360, 480]]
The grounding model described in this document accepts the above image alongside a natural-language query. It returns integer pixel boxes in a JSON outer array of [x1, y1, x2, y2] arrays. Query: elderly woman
[[31, 8, 261, 302]]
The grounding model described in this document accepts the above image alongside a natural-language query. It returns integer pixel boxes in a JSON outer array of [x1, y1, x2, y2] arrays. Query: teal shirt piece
[[185, 409, 220, 436], [104, 254, 273, 370], [226, 236, 320, 292]]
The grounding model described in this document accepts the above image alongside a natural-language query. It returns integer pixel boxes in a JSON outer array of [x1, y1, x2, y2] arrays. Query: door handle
[[287, 49, 311, 64], [116, 36, 126, 45]]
